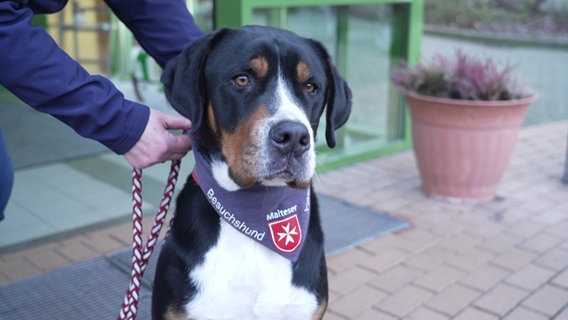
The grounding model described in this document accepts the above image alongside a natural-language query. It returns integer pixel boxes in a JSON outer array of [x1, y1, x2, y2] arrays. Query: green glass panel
[[253, 5, 406, 157]]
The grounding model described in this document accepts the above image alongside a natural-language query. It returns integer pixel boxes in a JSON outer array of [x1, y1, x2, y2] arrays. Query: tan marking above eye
[[233, 75, 250, 87], [250, 56, 269, 77], [297, 61, 311, 83]]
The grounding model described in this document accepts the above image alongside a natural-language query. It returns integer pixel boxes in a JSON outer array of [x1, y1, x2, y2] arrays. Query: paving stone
[[24, 247, 72, 272], [54, 238, 101, 262], [327, 288, 342, 304], [103, 221, 135, 245], [534, 247, 568, 271], [0, 273, 10, 285], [428, 219, 467, 238], [82, 228, 135, 254], [552, 268, 568, 289], [504, 263, 557, 291], [329, 285, 387, 319], [459, 217, 505, 238], [6, 242, 71, 272], [546, 221, 568, 239], [327, 247, 374, 273], [502, 307, 549, 320], [478, 233, 523, 254], [522, 284, 568, 316], [328, 266, 377, 295], [425, 284, 481, 317], [437, 233, 484, 253], [519, 233, 563, 253], [554, 307, 568, 320], [393, 229, 440, 253], [459, 263, 510, 291], [376, 285, 434, 318], [3, 242, 60, 260], [356, 308, 398, 320], [473, 284, 529, 316], [453, 307, 499, 320], [404, 246, 453, 271], [321, 311, 348, 320], [404, 306, 449, 320], [491, 247, 537, 271], [368, 265, 423, 293], [531, 209, 568, 225], [357, 248, 409, 273], [505, 220, 545, 240], [0, 255, 42, 282], [562, 240, 568, 251], [447, 247, 496, 271], [414, 265, 466, 293], [359, 234, 419, 255]]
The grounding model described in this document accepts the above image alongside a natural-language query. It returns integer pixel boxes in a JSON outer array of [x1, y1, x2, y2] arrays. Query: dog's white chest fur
[[184, 220, 318, 319]]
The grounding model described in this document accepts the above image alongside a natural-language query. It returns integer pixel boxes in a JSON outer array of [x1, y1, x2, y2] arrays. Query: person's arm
[[0, 1, 148, 154], [104, 0, 204, 167]]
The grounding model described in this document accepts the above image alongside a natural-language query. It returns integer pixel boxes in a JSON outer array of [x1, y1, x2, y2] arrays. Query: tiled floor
[[1, 120, 567, 319], [0, 152, 194, 249]]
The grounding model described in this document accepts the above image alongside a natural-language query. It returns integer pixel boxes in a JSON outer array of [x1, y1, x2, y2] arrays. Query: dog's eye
[[305, 83, 318, 94], [233, 75, 250, 87]]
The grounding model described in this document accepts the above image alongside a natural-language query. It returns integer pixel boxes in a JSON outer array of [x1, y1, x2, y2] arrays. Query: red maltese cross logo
[[269, 214, 302, 253]]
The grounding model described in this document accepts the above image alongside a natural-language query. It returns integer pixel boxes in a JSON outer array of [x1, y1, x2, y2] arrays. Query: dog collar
[[191, 148, 311, 262]]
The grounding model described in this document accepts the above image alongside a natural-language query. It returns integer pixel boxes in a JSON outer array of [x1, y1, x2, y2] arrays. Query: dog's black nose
[[270, 121, 310, 156]]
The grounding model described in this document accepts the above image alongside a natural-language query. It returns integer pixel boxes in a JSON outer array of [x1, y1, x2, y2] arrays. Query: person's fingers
[[166, 133, 192, 158], [161, 112, 192, 131], [168, 151, 190, 161], [175, 133, 192, 151], [124, 109, 193, 169]]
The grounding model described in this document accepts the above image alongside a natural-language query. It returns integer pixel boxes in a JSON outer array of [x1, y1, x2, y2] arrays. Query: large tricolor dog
[[152, 25, 352, 319]]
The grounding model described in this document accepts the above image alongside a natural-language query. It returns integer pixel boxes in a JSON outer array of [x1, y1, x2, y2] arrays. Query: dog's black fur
[[152, 26, 351, 319]]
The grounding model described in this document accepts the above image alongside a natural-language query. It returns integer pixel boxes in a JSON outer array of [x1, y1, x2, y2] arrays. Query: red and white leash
[[118, 160, 181, 320]]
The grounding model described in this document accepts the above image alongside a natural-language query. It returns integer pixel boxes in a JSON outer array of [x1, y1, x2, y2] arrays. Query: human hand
[[124, 108, 192, 169]]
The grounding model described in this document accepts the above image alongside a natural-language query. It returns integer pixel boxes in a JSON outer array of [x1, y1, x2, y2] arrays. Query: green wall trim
[[220, 0, 414, 9]]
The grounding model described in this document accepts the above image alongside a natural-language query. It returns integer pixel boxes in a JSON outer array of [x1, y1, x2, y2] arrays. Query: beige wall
[[46, 0, 110, 74]]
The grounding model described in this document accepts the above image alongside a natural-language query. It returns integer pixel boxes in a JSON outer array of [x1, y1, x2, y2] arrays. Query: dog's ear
[[324, 63, 352, 148], [161, 29, 231, 133], [308, 40, 352, 148]]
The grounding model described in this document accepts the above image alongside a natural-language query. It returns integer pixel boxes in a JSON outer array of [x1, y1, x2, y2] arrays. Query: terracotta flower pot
[[405, 91, 539, 202]]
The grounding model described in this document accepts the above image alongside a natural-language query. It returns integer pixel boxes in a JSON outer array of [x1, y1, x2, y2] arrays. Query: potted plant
[[392, 50, 538, 202]]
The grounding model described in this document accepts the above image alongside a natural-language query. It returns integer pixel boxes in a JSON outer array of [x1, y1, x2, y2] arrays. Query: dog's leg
[[312, 299, 327, 320], [164, 307, 192, 320]]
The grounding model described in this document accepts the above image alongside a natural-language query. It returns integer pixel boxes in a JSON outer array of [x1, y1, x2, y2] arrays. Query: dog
[[152, 25, 352, 320]]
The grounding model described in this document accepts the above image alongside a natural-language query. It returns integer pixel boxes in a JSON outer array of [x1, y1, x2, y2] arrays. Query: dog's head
[[163, 26, 351, 190]]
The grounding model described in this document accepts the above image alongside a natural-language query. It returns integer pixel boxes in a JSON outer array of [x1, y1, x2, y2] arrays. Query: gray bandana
[[191, 147, 311, 262]]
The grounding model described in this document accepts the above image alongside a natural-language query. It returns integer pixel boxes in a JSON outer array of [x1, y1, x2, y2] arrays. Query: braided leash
[[118, 160, 181, 320]]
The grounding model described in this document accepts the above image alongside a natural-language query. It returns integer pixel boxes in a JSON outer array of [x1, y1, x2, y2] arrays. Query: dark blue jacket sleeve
[[0, 0, 203, 154]]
